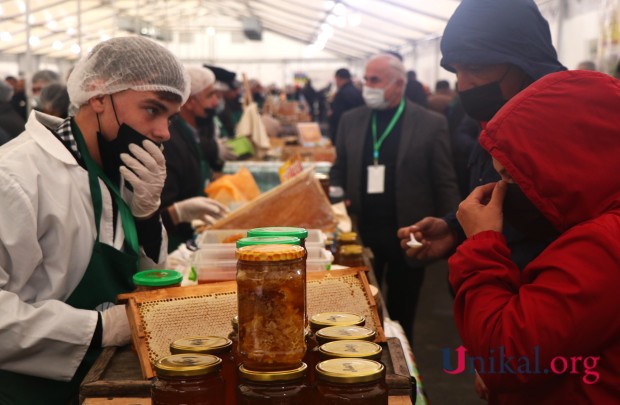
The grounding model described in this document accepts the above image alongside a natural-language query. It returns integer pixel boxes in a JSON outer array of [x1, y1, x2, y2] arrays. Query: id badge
[[367, 165, 385, 194]]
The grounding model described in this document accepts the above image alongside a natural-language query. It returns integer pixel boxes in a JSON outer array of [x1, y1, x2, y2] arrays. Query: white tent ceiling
[[0, 0, 463, 61]]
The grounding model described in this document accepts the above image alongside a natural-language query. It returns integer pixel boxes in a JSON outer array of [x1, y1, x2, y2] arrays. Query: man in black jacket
[[329, 68, 364, 144]]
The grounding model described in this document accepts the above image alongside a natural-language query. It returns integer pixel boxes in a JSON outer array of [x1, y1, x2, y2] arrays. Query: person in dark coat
[[329, 68, 364, 144], [0, 80, 26, 139], [404, 70, 428, 108]]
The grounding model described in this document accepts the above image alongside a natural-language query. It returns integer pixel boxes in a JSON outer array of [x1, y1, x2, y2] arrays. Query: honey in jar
[[336, 244, 365, 267], [228, 316, 240, 365], [170, 336, 237, 405], [315, 358, 388, 404], [236, 244, 306, 371], [133, 269, 183, 292], [318, 340, 383, 361], [333, 232, 358, 264], [151, 353, 224, 405], [237, 363, 310, 404]]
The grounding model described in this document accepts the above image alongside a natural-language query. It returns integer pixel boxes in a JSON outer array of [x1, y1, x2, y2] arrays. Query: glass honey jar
[[315, 325, 376, 345], [237, 363, 310, 404], [337, 244, 365, 267], [151, 353, 224, 405], [314, 359, 388, 404], [318, 340, 383, 361], [236, 244, 306, 371], [333, 232, 358, 264], [170, 336, 237, 405]]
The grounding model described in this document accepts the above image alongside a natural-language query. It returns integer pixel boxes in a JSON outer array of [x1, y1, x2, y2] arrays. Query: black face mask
[[194, 108, 215, 128], [96, 95, 156, 183], [458, 66, 512, 122], [503, 183, 560, 241]]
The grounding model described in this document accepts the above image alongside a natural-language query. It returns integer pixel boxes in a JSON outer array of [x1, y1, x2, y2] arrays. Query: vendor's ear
[[88, 95, 107, 113]]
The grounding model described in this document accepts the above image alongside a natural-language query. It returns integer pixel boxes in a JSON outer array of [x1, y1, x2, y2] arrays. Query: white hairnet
[[67, 36, 190, 107], [186, 66, 216, 96]]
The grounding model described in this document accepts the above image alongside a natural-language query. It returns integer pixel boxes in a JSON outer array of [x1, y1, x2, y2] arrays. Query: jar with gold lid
[[170, 336, 237, 405], [237, 363, 310, 404], [319, 340, 383, 361], [151, 353, 224, 405], [336, 244, 365, 267], [333, 232, 358, 264], [314, 358, 388, 404], [236, 244, 306, 371], [315, 325, 376, 345]]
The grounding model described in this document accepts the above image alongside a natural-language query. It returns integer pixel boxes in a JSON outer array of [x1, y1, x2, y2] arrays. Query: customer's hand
[[120, 140, 166, 219], [456, 181, 506, 238], [217, 139, 237, 161], [101, 305, 131, 347], [397, 217, 457, 260], [173, 197, 229, 225]]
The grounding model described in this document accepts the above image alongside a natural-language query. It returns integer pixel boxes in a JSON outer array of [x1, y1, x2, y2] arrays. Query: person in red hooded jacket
[[450, 70, 620, 403]]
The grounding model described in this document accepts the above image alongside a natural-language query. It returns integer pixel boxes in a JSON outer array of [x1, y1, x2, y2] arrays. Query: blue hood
[[440, 0, 566, 80]]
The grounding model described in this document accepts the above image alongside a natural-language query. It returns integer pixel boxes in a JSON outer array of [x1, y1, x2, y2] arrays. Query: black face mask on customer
[[194, 108, 215, 129], [458, 66, 512, 122], [502, 183, 560, 241]]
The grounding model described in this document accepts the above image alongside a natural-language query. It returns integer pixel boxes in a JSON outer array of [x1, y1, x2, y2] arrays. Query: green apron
[[168, 119, 211, 250], [0, 121, 140, 405]]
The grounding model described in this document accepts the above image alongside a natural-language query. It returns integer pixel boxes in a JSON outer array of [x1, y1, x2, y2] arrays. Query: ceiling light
[[0, 31, 12, 42], [333, 3, 347, 16], [47, 20, 58, 30], [71, 43, 81, 54], [324, 0, 335, 9], [67, 27, 76, 36], [17, 1, 26, 13], [52, 40, 63, 50], [29, 36, 40, 46], [100, 34, 111, 41], [326, 14, 337, 25], [348, 13, 361, 27], [207, 26, 215, 36]]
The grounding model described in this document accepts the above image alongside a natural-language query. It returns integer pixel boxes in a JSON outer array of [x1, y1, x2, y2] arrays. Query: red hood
[[480, 70, 620, 232]]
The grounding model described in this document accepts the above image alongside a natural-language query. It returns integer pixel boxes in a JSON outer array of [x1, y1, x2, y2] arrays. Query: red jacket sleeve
[[448, 220, 620, 392]]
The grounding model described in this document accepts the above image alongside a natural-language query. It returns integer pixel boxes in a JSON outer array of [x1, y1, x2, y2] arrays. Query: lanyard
[[371, 98, 405, 165], [71, 119, 140, 256]]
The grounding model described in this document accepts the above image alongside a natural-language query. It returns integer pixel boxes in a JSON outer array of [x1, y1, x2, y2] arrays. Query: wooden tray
[[118, 268, 385, 379], [80, 337, 412, 403]]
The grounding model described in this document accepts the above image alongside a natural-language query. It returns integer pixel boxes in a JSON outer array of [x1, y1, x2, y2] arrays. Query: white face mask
[[363, 86, 389, 110]]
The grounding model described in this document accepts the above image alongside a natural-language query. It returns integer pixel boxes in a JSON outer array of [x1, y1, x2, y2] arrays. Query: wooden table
[[81, 338, 414, 404]]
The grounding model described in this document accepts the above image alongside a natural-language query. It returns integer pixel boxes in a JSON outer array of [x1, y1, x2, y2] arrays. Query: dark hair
[[386, 51, 403, 61], [436, 80, 450, 91], [335, 68, 352, 80], [616, 60, 620, 74], [155, 90, 183, 104]]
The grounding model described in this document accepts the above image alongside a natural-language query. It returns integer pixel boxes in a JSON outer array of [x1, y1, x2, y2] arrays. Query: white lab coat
[[0, 111, 167, 381]]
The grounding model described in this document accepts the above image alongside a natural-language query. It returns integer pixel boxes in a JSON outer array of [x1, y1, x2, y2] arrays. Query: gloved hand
[[101, 304, 131, 347], [217, 139, 237, 161], [120, 140, 166, 219], [173, 196, 229, 224]]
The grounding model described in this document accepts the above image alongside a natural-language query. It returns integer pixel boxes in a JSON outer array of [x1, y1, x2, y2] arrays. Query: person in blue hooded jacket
[[398, 0, 566, 272]]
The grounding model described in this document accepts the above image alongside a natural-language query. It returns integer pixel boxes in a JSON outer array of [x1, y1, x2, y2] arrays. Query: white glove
[[217, 139, 237, 161], [120, 140, 166, 219], [101, 304, 131, 347], [173, 196, 229, 224]]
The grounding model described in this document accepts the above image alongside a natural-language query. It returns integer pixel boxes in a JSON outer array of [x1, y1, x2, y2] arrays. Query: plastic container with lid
[[151, 353, 224, 405], [314, 358, 388, 404], [316, 325, 376, 345], [133, 269, 183, 292], [336, 244, 365, 267], [237, 363, 310, 404], [236, 244, 307, 371], [319, 340, 383, 361], [246, 227, 309, 248], [236, 236, 301, 248], [169, 336, 237, 405]]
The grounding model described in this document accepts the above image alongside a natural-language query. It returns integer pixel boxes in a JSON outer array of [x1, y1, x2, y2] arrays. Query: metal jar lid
[[309, 312, 366, 332], [315, 358, 384, 384], [170, 336, 232, 355], [154, 354, 221, 377], [319, 340, 382, 360], [316, 325, 376, 344], [238, 363, 307, 382]]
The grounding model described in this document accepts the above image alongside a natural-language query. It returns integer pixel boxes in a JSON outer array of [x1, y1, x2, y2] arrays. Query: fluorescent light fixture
[[348, 13, 361, 27], [71, 43, 81, 54], [333, 3, 347, 16], [52, 40, 63, 50], [100, 34, 111, 41], [207, 26, 215, 36], [47, 20, 58, 30], [29, 36, 40, 46], [0, 31, 12, 42], [17, 1, 26, 13], [67, 27, 76, 36]]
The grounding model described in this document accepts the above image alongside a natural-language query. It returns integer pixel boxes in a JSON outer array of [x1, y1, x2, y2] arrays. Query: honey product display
[[336, 244, 365, 267], [169, 336, 237, 405], [315, 358, 388, 404], [151, 353, 224, 405], [236, 244, 306, 371], [237, 363, 310, 404], [316, 325, 376, 345], [133, 269, 182, 292], [247, 227, 309, 248], [319, 340, 383, 361]]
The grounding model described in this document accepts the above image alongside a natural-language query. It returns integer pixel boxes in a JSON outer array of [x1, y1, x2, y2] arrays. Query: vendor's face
[[93, 89, 182, 143], [453, 63, 529, 100], [492, 158, 515, 184], [364, 59, 405, 107], [190, 85, 219, 117]]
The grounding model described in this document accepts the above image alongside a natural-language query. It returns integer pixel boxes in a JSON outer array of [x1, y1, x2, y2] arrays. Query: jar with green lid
[[314, 358, 387, 404], [170, 336, 237, 405], [315, 325, 376, 345], [336, 244, 365, 267], [247, 227, 309, 248], [151, 353, 224, 405], [133, 269, 183, 292], [319, 340, 383, 361], [237, 244, 306, 371], [236, 236, 300, 248], [237, 363, 310, 404]]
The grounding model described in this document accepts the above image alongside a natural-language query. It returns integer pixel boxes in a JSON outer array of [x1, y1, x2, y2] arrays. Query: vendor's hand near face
[[456, 181, 506, 238], [397, 217, 457, 260]]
